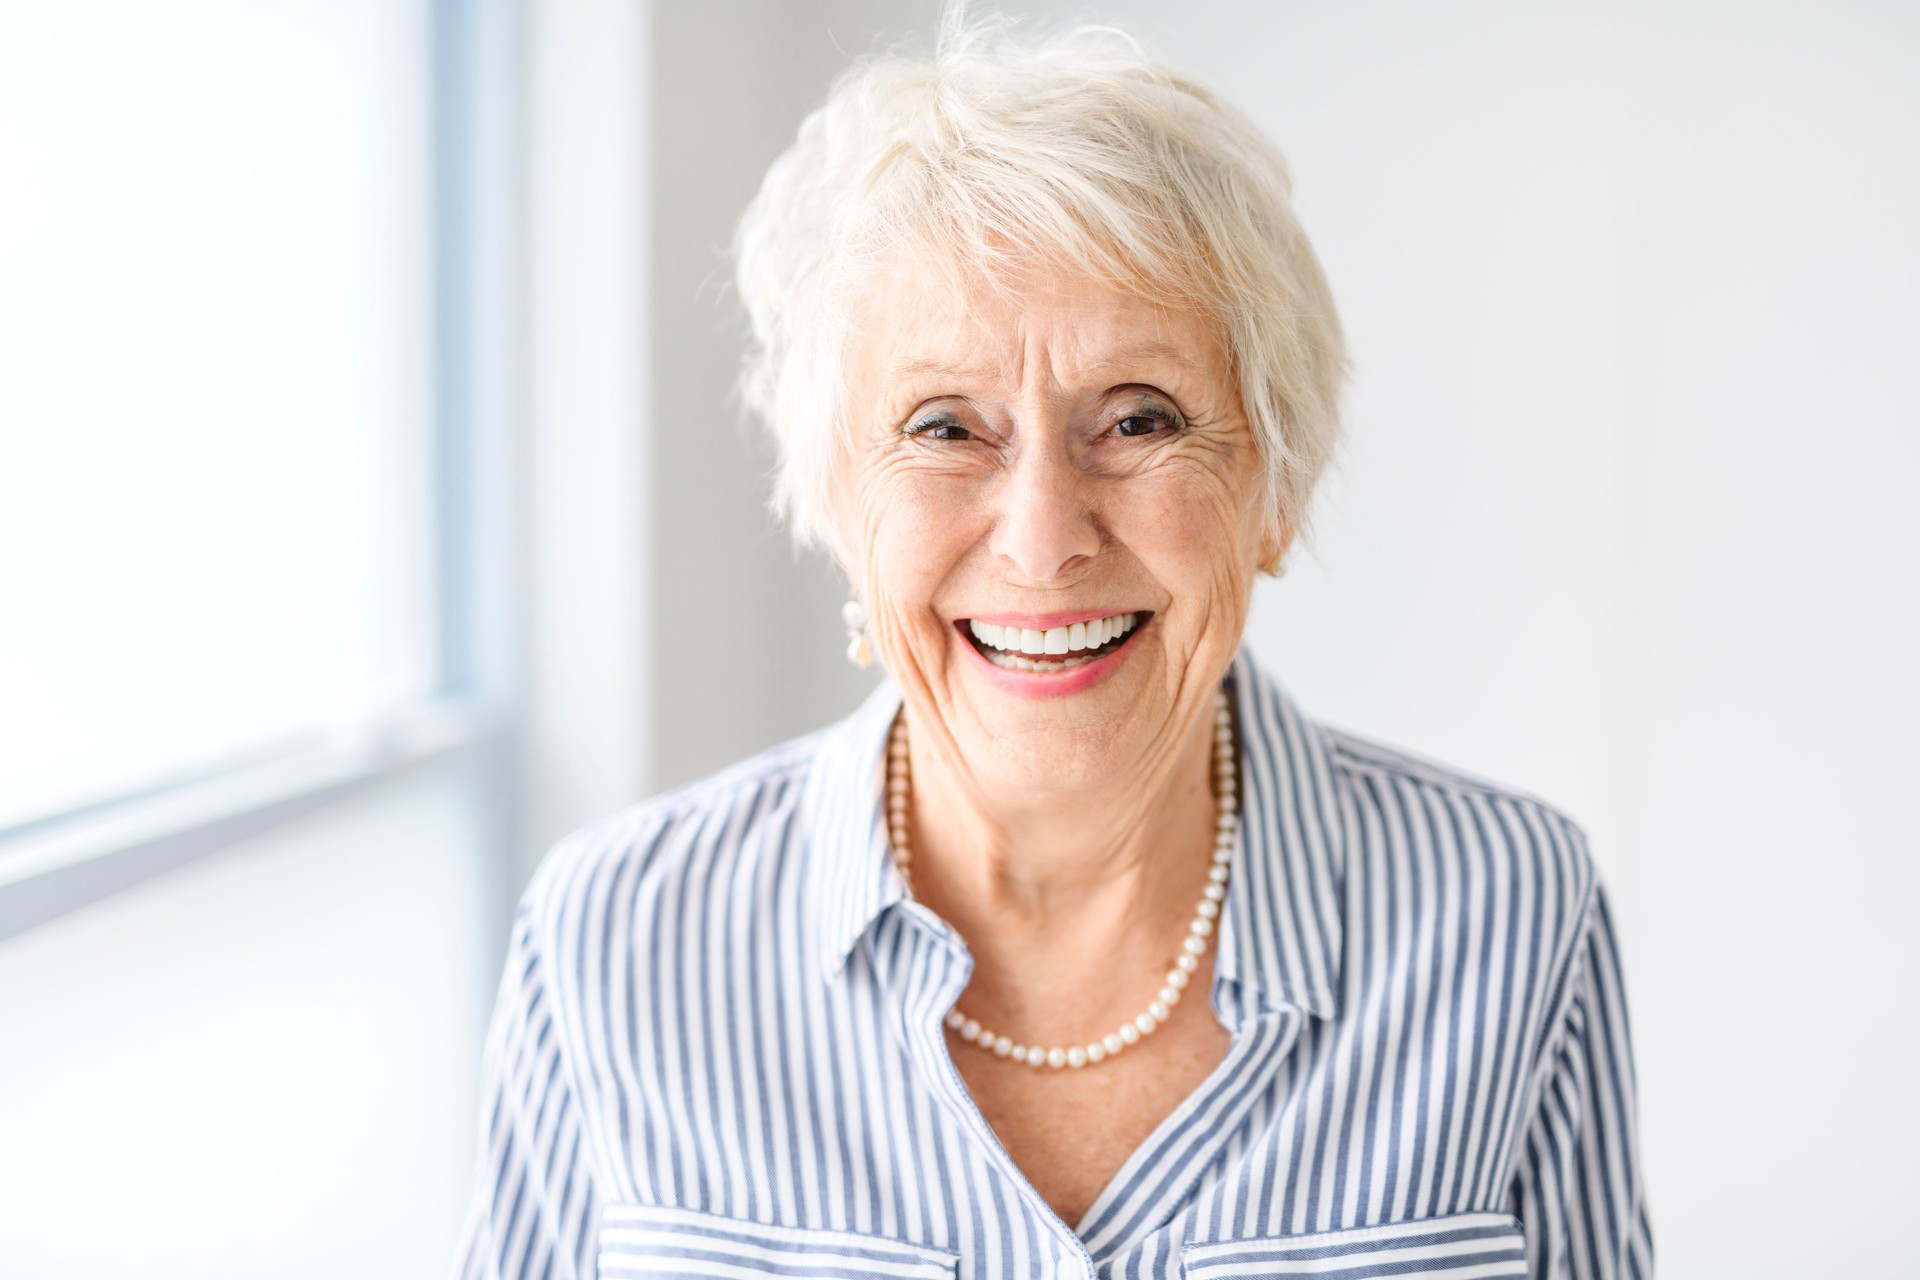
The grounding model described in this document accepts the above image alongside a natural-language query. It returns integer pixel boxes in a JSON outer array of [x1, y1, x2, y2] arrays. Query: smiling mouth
[[959, 612, 1150, 672]]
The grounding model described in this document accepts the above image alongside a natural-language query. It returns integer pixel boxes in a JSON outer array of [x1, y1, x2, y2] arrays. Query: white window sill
[[0, 697, 496, 942]]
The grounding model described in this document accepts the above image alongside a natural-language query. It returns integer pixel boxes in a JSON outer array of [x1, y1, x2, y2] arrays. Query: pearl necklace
[[885, 686, 1237, 1070]]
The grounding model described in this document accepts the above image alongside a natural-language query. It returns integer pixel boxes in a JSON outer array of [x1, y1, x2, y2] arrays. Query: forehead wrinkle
[[861, 263, 1224, 420], [1077, 341, 1207, 377], [877, 300, 1016, 389], [883, 354, 1002, 385]]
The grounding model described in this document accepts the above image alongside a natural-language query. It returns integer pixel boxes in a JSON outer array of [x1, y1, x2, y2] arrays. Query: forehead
[[846, 250, 1228, 402]]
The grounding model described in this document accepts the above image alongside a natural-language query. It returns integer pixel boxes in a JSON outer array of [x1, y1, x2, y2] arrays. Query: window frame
[[0, 0, 523, 944]]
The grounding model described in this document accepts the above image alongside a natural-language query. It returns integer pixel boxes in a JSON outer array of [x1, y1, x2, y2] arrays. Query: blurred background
[[1, 1, 1915, 1275]]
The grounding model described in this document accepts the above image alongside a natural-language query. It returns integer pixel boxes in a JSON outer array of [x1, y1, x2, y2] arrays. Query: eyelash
[[903, 414, 972, 442], [1112, 404, 1181, 437], [903, 404, 1183, 441]]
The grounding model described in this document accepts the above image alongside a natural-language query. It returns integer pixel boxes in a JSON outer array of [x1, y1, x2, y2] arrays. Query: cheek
[[1121, 465, 1265, 598], [854, 470, 985, 650]]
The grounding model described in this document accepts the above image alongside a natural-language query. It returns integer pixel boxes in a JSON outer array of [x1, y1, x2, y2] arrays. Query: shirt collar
[[805, 674, 912, 981], [1215, 647, 1348, 1019], [804, 647, 1348, 1019]]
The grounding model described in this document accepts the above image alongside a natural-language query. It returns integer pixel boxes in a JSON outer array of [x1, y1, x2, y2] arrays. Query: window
[[0, 0, 508, 933]]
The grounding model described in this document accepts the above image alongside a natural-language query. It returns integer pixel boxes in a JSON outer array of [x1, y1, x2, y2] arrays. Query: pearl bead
[[1219, 794, 1237, 813], [1158, 986, 1179, 1006], [1046, 1048, 1067, 1069], [1191, 917, 1213, 937], [961, 1018, 981, 1041], [1118, 1023, 1141, 1045], [1086, 1043, 1106, 1063], [1134, 1012, 1158, 1034], [1103, 1033, 1124, 1055], [1182, 935, 1207, 956], [1166, 968, 1189, 989], [945, 1010, 964, 1030], [992, 1036, 1012, 1056], [1148, 1000, 1170, 1022], [1067, 1047, 1087, 1069], [1197, 899, 1219, 919], [1176, 953, 1199, 973], [1204, 882, 1226, 902], [1009, 1046, 1027, 1063]]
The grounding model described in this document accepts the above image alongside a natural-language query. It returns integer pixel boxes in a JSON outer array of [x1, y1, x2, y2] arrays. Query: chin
[[971, 722, 1141, 794]]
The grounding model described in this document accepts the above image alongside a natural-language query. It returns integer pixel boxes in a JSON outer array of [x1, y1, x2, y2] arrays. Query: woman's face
[[836, 254, 1286, 793]]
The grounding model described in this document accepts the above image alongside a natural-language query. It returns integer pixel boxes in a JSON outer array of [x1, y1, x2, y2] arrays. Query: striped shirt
[[458, 649, 1652, 1279]]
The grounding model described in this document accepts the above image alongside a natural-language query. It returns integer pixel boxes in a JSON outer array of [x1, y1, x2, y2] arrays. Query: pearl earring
[[843, 598, 873, 669]]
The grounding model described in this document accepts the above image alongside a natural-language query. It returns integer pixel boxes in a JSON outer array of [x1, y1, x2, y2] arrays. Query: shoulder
[[1318, 720, 1602, 948], [515, 729, 827, 949]]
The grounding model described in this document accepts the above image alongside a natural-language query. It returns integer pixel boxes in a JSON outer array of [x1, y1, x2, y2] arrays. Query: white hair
[[733, 12, 1347, 559]]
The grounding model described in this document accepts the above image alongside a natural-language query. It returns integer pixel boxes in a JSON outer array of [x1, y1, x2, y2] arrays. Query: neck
[[897, 693, 1224, 1011]]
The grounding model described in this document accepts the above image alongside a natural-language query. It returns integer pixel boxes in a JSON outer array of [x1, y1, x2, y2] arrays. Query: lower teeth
[[981, 636, 1129, 672], [985, 651, 1094, 672]]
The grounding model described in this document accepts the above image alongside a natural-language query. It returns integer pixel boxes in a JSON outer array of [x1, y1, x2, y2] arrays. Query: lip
[[953, 611, 1152, 699]]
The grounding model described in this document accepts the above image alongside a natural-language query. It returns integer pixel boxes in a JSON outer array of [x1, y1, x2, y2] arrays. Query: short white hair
[[733, 13, 1347, 559]]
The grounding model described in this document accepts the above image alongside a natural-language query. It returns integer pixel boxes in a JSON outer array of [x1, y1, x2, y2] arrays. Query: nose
[[988, 432, 1101, 582]]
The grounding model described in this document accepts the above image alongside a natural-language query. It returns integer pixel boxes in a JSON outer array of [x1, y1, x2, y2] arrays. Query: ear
[[1257, 520, 1296, 577]]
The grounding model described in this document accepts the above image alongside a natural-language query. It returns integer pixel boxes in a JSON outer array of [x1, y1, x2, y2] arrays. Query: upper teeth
[[967, 613, 1140, 656]]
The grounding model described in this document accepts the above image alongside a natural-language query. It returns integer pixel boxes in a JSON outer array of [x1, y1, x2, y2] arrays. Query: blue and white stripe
[[458, 649, 1652, 1279]]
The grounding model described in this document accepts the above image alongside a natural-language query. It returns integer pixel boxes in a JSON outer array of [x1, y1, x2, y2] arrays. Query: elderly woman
[[460, 20, 1651, 1280]]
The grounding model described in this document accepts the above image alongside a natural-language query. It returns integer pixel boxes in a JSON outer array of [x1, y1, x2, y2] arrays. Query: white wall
[[646, 2, 1920, 1274], [520, 0, 656, 878], [0, 759, 495, 1278], [646, 0, 922, 792]]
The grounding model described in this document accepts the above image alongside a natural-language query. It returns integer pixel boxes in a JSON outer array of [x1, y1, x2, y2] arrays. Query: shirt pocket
[[1181, 1211, 1527, 1278], [597, 1203, 960, 1279]]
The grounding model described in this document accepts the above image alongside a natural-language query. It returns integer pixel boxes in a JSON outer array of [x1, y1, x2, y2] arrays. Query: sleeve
[[455, 901, 602, 1280], [1508, 884, 1655, 1279]]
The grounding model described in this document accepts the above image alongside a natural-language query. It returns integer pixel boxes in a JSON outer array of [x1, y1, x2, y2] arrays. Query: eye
[[904, 414, 974, 442], [1111, 403, 1181, 438]]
